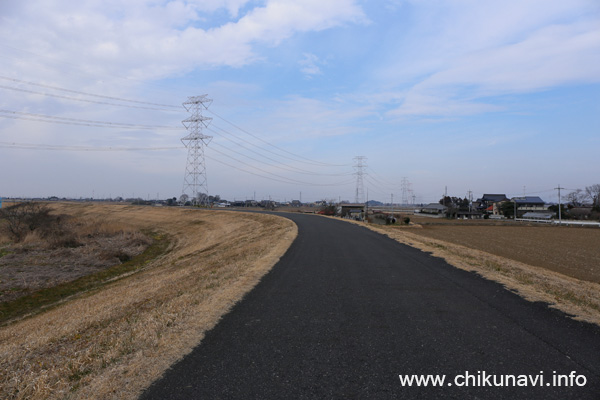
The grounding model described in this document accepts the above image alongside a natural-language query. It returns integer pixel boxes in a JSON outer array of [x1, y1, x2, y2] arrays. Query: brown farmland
[[410, 224, 600, 284]]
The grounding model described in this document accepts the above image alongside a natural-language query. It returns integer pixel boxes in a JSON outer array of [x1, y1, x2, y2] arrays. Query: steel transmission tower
[[401, 177, 411, 206], [181, 95, 213, 206], [353, 156, 367, 203]]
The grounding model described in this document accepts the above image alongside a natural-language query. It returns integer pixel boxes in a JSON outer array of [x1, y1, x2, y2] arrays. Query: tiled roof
[[481, 194, 507, 202], [512, 196, 545, 204]]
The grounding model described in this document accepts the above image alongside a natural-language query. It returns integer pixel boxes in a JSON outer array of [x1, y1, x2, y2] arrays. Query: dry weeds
[[0, 220, 151, 304], [0, 203, 297, 399], [357, 221, 600, 326]]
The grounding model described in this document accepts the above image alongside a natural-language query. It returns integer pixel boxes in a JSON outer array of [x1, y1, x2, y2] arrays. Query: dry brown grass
[[0, 203, 297, 399], [354, 220, 600, 326], [0, 206, 153, 304]]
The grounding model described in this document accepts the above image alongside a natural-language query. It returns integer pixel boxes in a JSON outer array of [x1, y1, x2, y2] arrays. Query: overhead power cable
[[208, 145, 354, 187], [0, 140, 354, 187], [208, 127, 353, 177], [209, 124, 321, 168], [0, 84, 178, 111], [207, 109, 350, 167], [207, 154, 355, 187], [0, 75, 348, 169], [0, 109, 184, 130], [366, 167, 399, 187], [365, 175, 394, 194], [210, 141, 352, 177], [0, 76, 181, 108], [0, 141, 182, 151]]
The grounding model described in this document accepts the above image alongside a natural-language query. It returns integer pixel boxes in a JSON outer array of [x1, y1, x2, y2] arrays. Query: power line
[[209, 145, 354, 187], [207, 109, 350, 167], [0, 109, 183, 130], [208, 126, 353, 176], [0, 76, 181, 108], [206, 155, 353, 187], [364, 175, 394, 194], [211, 141, 352, 177], [209, 123, 324, 169], [0, 141, 181, 151], [0, 84, 178, 111], [0, 76, 348, 169], [208, 123, 353, 173]]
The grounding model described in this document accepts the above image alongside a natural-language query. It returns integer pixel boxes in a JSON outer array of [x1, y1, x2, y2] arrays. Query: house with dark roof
[[511, 196, 547, 217], [474, 194, 508, 214], [339, 203, 366, 219], [420, 203, 447, 215]]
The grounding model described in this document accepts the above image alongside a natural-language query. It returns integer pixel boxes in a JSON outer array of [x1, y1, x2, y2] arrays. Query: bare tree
[[565, 189, 586, 207], [0, 202, 52, 242], [585, 184, 600, 208]]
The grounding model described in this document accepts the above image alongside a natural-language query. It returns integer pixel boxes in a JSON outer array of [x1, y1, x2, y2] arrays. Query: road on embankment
[[141, 213, 600, 399]]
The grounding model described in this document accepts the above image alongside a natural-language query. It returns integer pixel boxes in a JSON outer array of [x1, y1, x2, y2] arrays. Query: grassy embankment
[[0, 203, 297, 399]]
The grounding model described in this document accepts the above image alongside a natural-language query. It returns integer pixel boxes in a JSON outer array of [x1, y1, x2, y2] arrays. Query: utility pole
[[391, 193, 394, 219], [467, 190, 473, 213], [365, 187, 369, 222], [181, 95, 212, 207], [555, 184, 564, 224]]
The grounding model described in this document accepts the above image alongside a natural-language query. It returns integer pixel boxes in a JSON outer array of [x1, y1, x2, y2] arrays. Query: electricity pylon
[[181, 95, 212, 206], [353, 156, 367, 203]]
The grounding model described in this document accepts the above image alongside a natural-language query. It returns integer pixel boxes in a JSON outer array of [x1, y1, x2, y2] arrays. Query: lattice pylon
[[181, 95, 212, 206], [353, 156, 367, 203]]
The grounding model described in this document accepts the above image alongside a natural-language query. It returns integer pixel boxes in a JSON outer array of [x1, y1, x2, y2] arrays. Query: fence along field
[[0, 202, 297, 399]]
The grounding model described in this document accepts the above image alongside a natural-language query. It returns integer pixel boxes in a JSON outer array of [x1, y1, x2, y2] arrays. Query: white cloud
[[378, 0, 600, 117], [0, 0, 366, 83], [299, 53, 323, 77]]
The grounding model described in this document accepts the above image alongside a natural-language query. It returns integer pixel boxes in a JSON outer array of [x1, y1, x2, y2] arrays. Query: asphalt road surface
[[141, 213, 600, 399]]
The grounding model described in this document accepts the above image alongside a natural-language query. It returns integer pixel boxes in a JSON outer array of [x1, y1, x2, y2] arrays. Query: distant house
[[456, 210, 483, 219], [420, 203, 447, 215], [475, 194, 508, 214], [510, 196, 546, 217], [512, 196, 545, 210], [339, 203, 366, 219]]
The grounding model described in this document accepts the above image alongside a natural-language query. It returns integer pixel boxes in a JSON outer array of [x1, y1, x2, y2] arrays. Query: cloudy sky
[[1, 0, 599, 203]]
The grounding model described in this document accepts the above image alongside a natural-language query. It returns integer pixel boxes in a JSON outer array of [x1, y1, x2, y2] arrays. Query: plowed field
[[409, 225, 600, 283]]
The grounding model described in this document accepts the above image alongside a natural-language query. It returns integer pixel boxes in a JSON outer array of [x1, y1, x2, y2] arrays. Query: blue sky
[[1, 0, 599, 204]]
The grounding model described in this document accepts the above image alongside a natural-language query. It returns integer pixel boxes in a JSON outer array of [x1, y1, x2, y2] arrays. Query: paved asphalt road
[[141, 213, 600, 399]]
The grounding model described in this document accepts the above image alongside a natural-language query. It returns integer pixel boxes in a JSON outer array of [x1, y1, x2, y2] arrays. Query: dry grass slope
[[0, 203, 297, 399]]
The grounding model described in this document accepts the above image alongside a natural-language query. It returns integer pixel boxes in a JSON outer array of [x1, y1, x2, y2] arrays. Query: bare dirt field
[[409, 224, 600, 284], [0, 202, 297, 400]]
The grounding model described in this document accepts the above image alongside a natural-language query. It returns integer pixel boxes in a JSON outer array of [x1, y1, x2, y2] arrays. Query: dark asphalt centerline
[[141, 213, 600, 399]]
